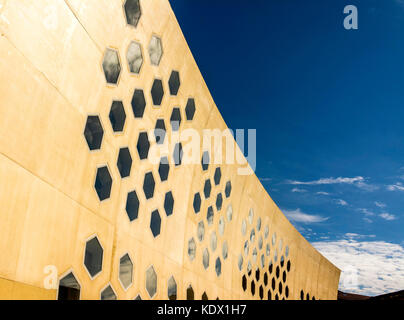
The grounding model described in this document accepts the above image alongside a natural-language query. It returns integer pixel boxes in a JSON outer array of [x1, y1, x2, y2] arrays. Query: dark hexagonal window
[[124, 0, 141, 27], [151, 79, 164, 106], [285, 286, 289, 298], [201, 151, 210, 171], [202, 248, 209, 269], [101, 285, 117, 300], [264, 272, 268, 286], [58, 272, 80, 300], [158, 157, 170, 182], [134, 294, 142, 300], [255, 268, 260, 282], [186, 285, 194, 300], [150, 210, 161, 238], [216, 193, 223, 211], [214, 167, 221, 185], [287, 260, 291, 272], [215, 258, 222, 277], [225, 181, 232, 198], [119, 253, 133, 290], [131, 89, 146, 118], [242, 275, 247, 291], [109, 101, 126, 133], [102, 48, 121, 84], [84, 236, 103, 278], [168, 70, 180, 95], [197, 221, 205, 242], [127, 41, 143, 74], [173, 142, 183, 166], [279, 281, 283, 295], [204, 179, 212, 199], [164, 191, 174, 217], [276, 266, 280, 279], [269, 261, 273, 274], [251, 281, 256, 296], [170, 107, 182, 131], [126, 190, 139, 222], [143, 172, 155, 200], [306, 292, 310, 300], [185, 98, 196, 121], [137, 131, 150, 160], [117, 147, 132, 178], [154, 119, 166, 144], [259, 285, 264, 300], [193, 192, 201, 214], [95, 166, 112, 201], [148, 35, 163, 66], [272, 278, 276, 291], [188, 238, 196, 261], [168, 276, 177, 300], [146, 266, 157, 298], [84, 115, 103, 151], [206, 206, 214, 226], [268, 290, 272, 300]]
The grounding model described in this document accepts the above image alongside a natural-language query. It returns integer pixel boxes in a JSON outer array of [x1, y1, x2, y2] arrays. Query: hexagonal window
[[168, 70, 180, 95], [210, 232, 217, 252], [186, 285, 194, 300], [137, 132, 150, 160], [283, 270, 287, 283], [119, 253, 133, 290], [255, 268, 260, 282], [146, 266, 157, 299], [257, 217, 262, 231], [158, 157, 170, 182], [285, 286, 289, 298], [102, 48, 121, 84], [109, 101, 126, 133], [268, 290, 272, 300], [134, 294, 142, 300], [244, 241, 249, 256], [131, 89, 146, 118], [185, 98, 196, 121], [258, 236, 263, 250], [280, 255, 285, 267], [241, 220, 247, 236], [206, 206, 214, 226], [101, 285, 117, 300], [251, 281, 256, 296], [247, 262, 252, 276], [143, 172, 155, 199], [248, 208, 254, 225], [287, 260, 291, 272], [124, 0, 141, 27], [250, 229, 256, 243], [216, 193, 223, 211], [148, 35, 163, 66], [164, 191, 174, 217], [264, 226, 269, 239], [84, 236, 103, 278], [58, 272, 80, 300], [279, 282, 283, 294], [266, 244, 270, 257], [84, 115, 103, 151], [126, 190, 139, 221], [218, 216, 225, 236], [170, 107, 182, 131], [202, 248, 209, 269], [225, 181, 232, 198], [167, 276, 177, 300], [117, 147, 132, 178], [201, 151, 210, 171], [269, 261, 273, 274], [252, 248, 257, 264], [264, 272, 268, 286], [274, 250, 278, 263], [238, 254, 243, 271], [222, 241, 228, 260], [202, 292, 209, 300], [127, 41, 143, 74], [272, 232, 277, 246], [259, 285, 264, 300], [173, 142, 183, 166], [150, 210, 161, 238], [272, 278, 276, 291], [188, 238, 196, 261], [197, 221, 205, 242], [276, 266, 280, 279], [226, 204, 233, 222], [193, 192, 201, 214], [151, 79, 164, 106], [214, 167, 221, 185], [285, 245, 290, 258], [242, 275, 247, 291], [204, 179, 212, 199], [260, 254, 265, 269], [95, 166, 112, 201], [215, 258, 222, 277], [154, 119, 166, 144]]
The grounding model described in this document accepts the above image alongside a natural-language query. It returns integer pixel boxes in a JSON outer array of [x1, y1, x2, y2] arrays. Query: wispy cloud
[[335, 199, 348, 206], [374, 201, 387, 208], [313, 240, 404, 296], [387, 182, 404, 191], [344, 233, 376, 240], [316, 191, 330, 195], [379, 213, 397, 221], [291, 187, 307, 193], [282, 208, 329, 224], [357, 208, 375, 216], [286, 176, 377, 191]]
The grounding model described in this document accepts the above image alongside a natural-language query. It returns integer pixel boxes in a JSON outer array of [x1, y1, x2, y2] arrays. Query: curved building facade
[[0, 0, 340, 300]]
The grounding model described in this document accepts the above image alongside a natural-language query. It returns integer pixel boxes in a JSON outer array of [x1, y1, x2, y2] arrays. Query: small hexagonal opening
[[117, 147, 132, 178], [109, 101, 126, 133], [137, 131, 150, 160], [197, 221, 205, 242], [225, 181, 232, 198], [259, 285, 264, 300], [215, 258, 222, 277], [226, 204, 233, 222], [126, 190, 140, 222], [193, 193, 201, 214], [186, 285, 194, 300], [214, 167, 221, 185], [134, 294, 142, 300], [151, 79, 164, 106], [188, 238, 196, 261], [84, 115, 104, 151], [202, 248, 209, 269], [95, 166, 112, 201], [58, 272, 80, 300], [150, 210, 161, 238], [143, 172, 155, 199], [204, 179, 212, 199], [84, 236, 103, 278], [119, 253, 133, 290], [146, 266, 157, 298], [124, 0, 141, 27], [154, 119, 166, 144], [251, 281, 256, 296], [127, 41, 143, 74], [168, 70, 180, 95], [238, 254, 243, 271], [102, 48, 121, 84], [206, 206, 214, 226], [101, 285, 117, 300], [131, 89, 146, 118], [168, 276, 177, 300], [222, 241, 228, 260], [173, 142, 183, 166], [148, 35, 163, 66], [164, 191, 174, 217], [210, 232, 217, 252], [201, 151, 210, 171], [158, 157, 170, 182], [185, 98, 196, 121], [170, 107, 182, 131], [216, 193, 223, 211]]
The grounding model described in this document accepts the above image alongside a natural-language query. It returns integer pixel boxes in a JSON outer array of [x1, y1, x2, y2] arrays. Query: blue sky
[[171, 0, 404, 295]]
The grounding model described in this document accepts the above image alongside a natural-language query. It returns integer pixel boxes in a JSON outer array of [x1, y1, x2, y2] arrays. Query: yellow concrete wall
[[0, 0, 340, 300]]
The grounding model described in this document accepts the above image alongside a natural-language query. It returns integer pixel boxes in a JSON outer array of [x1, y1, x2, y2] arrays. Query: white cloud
[[387, 182, 404, 191], [379, 213, 397, 221], [344, 233, 376, 239], [282, 208, 329, 224], [374, 201, 387, 208], [357, 208, 375, 216], [363, 217, 373, 224], [312, 240, 404, 296], [335, 199, 348, 206], [316, 191, 330, 195], [287, 176, 378, 191], [291, 188, 307, 193]]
